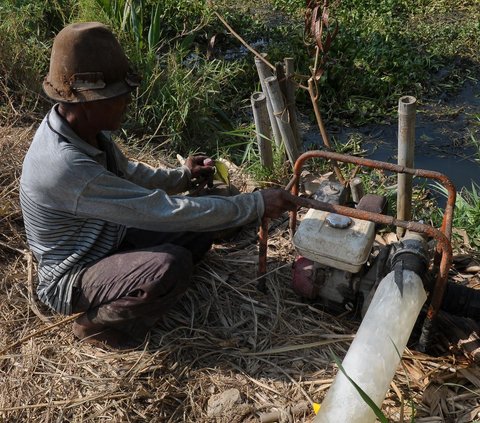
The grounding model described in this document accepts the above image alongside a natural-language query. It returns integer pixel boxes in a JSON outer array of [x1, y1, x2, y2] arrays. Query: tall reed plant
[[77, 0, 250, 153]]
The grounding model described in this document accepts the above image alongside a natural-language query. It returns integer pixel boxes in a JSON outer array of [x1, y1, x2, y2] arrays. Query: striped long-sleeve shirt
[[20, 105, 264, 315]]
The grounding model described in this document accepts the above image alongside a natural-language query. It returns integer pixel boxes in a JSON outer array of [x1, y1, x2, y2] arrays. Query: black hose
[[441, 281, 480, 321], [417, 314, 437, 353]]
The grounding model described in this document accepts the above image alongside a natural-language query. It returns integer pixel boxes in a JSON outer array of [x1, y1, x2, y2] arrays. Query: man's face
[[85, 92, 131, 131]]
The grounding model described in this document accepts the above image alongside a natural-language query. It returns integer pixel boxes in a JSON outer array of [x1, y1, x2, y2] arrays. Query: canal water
[[303, 81, 480, 195]]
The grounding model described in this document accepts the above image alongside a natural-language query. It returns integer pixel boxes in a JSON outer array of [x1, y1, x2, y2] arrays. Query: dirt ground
[[1, 124, 480, 423]]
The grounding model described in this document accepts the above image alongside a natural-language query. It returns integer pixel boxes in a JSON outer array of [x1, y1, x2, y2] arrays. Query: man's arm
[[76, 169, 264, 232], [75, 170, 298, 233], [113, 143, 214, 195]]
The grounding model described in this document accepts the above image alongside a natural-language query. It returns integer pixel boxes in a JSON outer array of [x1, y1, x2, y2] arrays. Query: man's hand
[[260, 189, 298, 219], [185, 155, 215, 180]]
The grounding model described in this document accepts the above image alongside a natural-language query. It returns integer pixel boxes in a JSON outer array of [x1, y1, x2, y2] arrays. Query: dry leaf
[[453, 228, 471, 249]]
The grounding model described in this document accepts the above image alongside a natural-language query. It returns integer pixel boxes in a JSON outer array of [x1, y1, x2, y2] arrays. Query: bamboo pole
[[284, 57, 302, 150], [264, 75, 300, 166], [396, 95, 417, 238], [251, 92, 273, 169], [254, 56, 282, 147]]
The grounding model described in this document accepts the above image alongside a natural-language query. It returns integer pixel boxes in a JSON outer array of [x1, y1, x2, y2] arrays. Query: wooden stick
[[284, 57, 302, 150], [307, 78, 345, 184], [0, 239, 26, 255], [0, 313, 83, 356], [213, 11, 274, 70], [25, 251, 50, 323], [0, 392, 130, 412]]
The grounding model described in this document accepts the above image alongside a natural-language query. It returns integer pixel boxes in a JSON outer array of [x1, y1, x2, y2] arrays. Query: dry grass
[[1, 126, 480, 422]]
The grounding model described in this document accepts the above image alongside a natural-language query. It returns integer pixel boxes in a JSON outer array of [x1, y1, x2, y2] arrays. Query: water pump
[[291, 180, 388, 316]]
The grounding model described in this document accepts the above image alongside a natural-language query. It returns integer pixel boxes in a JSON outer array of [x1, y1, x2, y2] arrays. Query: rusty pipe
[[397, 96, 417, 238], [290, 150, 455, 241]]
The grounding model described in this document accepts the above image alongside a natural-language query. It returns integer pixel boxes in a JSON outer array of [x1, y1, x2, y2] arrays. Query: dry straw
[[1, 126, 479, 422]]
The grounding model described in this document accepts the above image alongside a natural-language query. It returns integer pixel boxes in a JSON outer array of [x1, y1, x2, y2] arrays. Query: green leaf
[[214, 160, 230, 186], [179, 33, 196, 52], [331, 353, 389, 423], [148, 2, 161, 51], [130, 0, 143, 48]]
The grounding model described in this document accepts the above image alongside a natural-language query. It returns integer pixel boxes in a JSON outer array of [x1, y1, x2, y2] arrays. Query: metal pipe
[[289, 150, 455, 241], [251, 92, 273, 169], [397, 96, 417, 238], [349, 177, 365, 203]]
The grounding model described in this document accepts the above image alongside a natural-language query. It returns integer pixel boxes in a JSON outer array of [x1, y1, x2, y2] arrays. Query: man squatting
[[20, 22, 299, 348]]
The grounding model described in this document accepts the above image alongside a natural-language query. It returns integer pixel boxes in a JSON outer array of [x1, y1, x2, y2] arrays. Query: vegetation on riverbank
[[1, 1, 479, 144], [1, 0, 479, 243]]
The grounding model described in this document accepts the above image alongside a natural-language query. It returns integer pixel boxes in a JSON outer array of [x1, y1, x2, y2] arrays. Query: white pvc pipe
[[314, 269, 427, 423]]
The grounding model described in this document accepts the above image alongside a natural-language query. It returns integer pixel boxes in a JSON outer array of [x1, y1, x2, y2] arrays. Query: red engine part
[[292, 256, 320, 299]]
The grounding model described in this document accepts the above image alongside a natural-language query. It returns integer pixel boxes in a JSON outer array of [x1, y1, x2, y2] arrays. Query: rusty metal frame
[[258, 150, 456, 323]]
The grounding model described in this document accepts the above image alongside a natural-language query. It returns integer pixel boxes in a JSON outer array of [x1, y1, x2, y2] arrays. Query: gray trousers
[[71, 229, 213, 339]]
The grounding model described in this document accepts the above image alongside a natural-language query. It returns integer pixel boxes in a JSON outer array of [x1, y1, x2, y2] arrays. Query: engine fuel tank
[[293, 208, 376, 273]]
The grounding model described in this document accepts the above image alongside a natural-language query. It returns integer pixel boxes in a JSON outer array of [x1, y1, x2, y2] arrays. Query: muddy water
[[303, 81, 480, 194]]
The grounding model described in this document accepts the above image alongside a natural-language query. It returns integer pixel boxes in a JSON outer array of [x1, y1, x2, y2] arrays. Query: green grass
[[272, 0, 480, 125], [468, 130, 480, 162], [433, 181, 480, 248], [0, 0, 479, 166], [0, 1, 64, 122]]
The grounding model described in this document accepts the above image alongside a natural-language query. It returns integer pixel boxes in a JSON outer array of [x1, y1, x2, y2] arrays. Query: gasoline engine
[[290, 178, 480, 323]]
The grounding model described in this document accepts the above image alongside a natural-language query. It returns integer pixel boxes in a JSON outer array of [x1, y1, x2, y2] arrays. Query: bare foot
[[73, 319, 142, 350]]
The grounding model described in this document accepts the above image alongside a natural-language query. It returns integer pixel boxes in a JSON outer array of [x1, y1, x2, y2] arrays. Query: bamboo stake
[[284, 57, 302, 150], [255, 56, 282, 147], [251, 92, 273, 169], [264, 76, 300, 166], [275, 62, 288, 98]]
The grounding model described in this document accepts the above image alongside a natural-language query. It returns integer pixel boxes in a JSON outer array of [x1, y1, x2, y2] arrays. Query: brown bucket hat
[[43, 22, 141, 103]]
